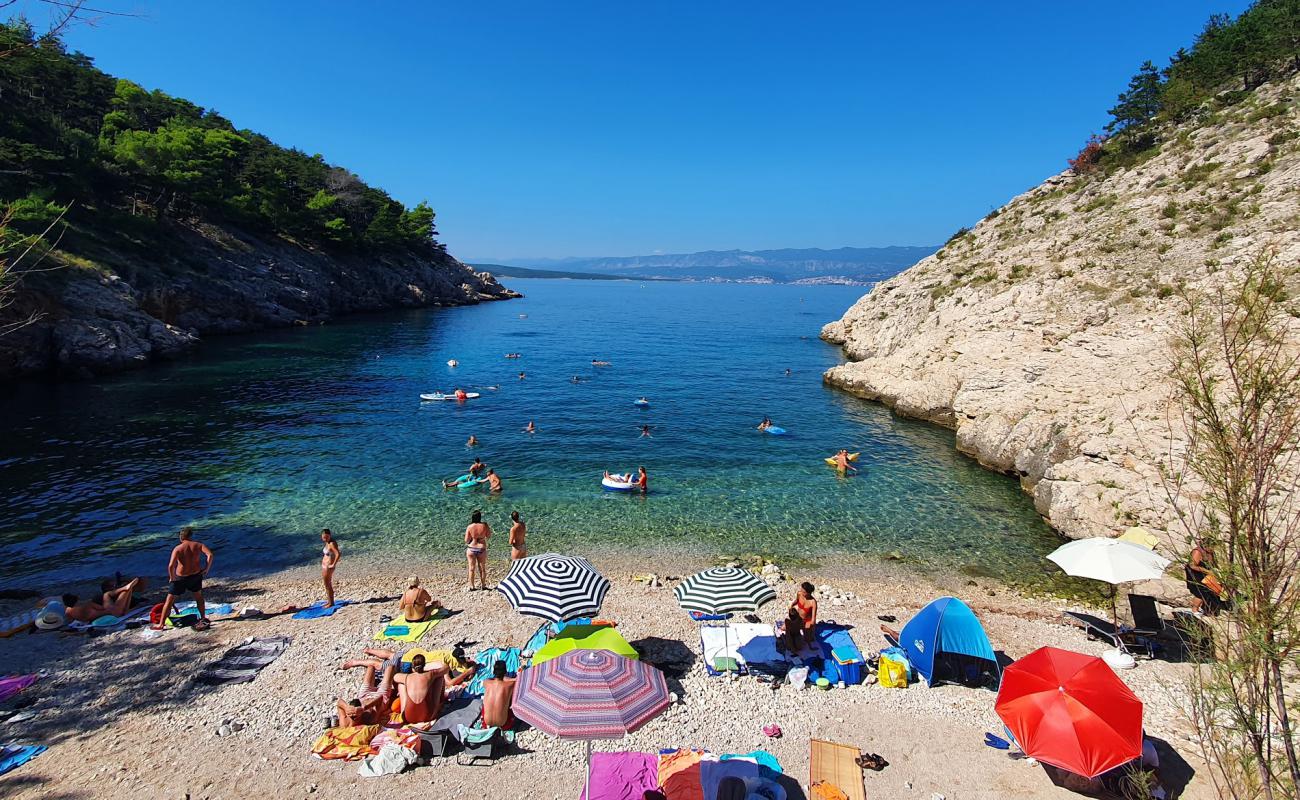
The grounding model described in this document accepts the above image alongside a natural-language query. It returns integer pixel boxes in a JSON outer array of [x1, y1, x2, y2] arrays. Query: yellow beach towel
[[372, 611, 446, 643]]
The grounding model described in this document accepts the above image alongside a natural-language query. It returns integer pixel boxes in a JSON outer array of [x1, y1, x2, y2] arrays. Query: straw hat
[[34, 606, 65, 631]]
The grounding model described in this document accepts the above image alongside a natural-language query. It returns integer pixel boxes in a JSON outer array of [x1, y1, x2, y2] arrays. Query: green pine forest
[[1076, 0, 1300, 172], [0, 19, 439, 255]]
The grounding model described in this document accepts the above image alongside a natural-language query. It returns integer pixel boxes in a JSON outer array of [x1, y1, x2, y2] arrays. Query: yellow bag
[[878, 655, 909, 688]]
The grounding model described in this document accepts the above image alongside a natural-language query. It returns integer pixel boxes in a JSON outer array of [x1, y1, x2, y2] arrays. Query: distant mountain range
[[480, 246, 937, 284]]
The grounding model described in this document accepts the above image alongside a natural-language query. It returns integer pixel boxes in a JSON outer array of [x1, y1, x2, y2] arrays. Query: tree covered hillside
[[0, 19, 437, 252]]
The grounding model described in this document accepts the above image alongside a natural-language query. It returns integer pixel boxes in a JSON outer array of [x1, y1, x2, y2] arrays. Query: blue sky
[[54, 0, 1250, 261]]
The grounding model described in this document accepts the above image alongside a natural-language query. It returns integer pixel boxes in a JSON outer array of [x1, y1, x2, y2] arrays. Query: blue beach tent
[[898, 596, 999, 686]]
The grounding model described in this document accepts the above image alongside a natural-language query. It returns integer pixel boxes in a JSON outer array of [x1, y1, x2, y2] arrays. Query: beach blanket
[[701, 759, 788, 800], [0, 744, 46, 776], [659, 749, 713, 800], [372, 611, 444, 643], [466, 647, 522, 696], [177, 602, 234, 617], [580, 751, 658, 800], [292, 600, 354, 620], [523, 617, 613, 653], [311, 724, 380, 761], [0, 675, 37, 703], [809, 740, 865, 800], [193, 635, 291, 685], [702, 624, 785, 676]]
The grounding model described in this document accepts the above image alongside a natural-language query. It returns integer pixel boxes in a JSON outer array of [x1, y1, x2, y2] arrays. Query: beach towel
[[311, 724, 380, 761], [177, 602, 234, 617], [702, 624, 785, 676], [193, 635, 291, 685], [0, 744, 46, 776], [581, 751, 658, 800], [659, 749, 713, 800], [292, 600, 354, 620], [721, 750, 783, 773], [466, 647, 522, 696], [427, 696, 484, 742], [0, 675, 37, 703], [372, 611, 445, 643], [0, 607, 40, 638], [701, 760, 788, 800]]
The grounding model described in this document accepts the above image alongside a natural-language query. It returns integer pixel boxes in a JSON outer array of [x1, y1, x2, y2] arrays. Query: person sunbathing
[[340, 650, 447, 724], [481, 660, 517, 728], [399, 576, 440, 623], [336, 694, 388, 727], [63, 577, 141, 623]]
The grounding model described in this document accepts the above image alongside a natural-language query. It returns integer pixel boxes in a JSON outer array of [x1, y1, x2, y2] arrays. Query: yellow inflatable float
[[823, 452, 860, 466]]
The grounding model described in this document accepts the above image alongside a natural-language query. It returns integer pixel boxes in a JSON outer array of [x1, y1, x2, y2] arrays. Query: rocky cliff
[[0, 218, 518, 379], [823, 72, 1300, 571]]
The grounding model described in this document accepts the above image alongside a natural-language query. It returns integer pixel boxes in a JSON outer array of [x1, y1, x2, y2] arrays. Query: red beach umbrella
[[995, 646, 1143, 779]]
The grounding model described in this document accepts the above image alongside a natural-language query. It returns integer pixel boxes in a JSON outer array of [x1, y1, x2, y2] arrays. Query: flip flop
[[985, 733, 1011, 750], [762, 724, 782, 738]]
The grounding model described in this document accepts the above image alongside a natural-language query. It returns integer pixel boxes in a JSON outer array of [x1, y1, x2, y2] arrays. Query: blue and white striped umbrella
[[496, 552, 610, 622]]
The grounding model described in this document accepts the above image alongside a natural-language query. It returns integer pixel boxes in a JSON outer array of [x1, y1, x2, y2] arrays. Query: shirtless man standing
[[152, 526, 214, 631], [481, 660, 517, 728], [63, 577, 141, 623]]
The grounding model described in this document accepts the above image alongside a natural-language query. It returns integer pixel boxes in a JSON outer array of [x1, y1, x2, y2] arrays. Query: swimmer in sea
[[757, 417, 772, 431], [833, 449, 858, 474], [518, 372, 526, 380], [524, 421, 536, 434], [467, 435, 478, 447], [639, 425, 652, 438]]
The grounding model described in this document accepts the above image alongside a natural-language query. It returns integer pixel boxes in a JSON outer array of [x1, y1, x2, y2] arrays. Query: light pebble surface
[[0, 552, 1214, 800]]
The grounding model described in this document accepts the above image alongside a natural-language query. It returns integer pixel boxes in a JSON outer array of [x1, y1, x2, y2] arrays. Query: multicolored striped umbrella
[[673, 566, 777, 615], [496, 552, 610, 622], [511, 649, 669, 739]]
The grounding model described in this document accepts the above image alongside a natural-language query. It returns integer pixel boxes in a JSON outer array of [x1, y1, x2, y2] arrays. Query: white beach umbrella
[[1047, 537, 1170, 584], [1048, 537, 1171, 660]]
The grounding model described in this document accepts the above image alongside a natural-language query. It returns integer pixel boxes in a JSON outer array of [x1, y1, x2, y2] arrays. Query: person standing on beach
[[320, 529, 341, 607], [152, 526, 214, 631], [465, 510, 493, 590], [509, 511, 527, 560]]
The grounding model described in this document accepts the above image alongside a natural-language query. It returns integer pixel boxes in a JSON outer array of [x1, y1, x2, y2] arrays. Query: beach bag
[[878, 649, 910, 688]]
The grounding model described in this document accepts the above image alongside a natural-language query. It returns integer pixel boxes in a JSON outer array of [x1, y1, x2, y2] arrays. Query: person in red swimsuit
[[636, 466, 648, 494], [792, 582, 817, 639]]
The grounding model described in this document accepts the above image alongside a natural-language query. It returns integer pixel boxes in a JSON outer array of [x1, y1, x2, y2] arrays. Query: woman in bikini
[[464, 510, 493, 590], [790, 582, 817, 651], [509, 511, 527, 560], [321, 529, 341, 607]]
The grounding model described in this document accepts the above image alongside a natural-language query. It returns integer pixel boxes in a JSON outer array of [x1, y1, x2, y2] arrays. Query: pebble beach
[[0, 553, 1214, 800]]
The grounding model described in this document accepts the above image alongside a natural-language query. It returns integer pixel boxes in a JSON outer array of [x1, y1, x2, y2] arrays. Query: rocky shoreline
[[0, 219, 519, 380], [820, 70, 1300, 602]]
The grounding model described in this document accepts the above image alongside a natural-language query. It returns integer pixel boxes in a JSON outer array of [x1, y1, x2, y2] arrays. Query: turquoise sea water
[[0, 279, 1069, 588]]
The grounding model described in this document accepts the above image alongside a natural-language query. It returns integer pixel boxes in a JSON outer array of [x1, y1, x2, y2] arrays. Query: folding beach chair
[[1062, 611, 1159, 658], [455, 727, 504, 766], [809, 739, 866, 800]]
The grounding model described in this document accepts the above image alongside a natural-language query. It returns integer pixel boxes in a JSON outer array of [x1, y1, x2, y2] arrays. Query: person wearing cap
[[398, 576, 439, 623]]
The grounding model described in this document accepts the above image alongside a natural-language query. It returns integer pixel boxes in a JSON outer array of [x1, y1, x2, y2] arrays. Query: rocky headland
[[823, 71, 1300, 592], [0, 219, 517, 380]]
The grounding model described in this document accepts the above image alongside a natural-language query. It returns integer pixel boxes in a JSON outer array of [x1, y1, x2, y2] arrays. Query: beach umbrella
[[995, 646, 1143, 779], [1047, 537, 1170, 655], [496, 553, 610, 622], [532, 625, 639, 666], [512, 649, 670, 797], [673, 567, 777, 615]]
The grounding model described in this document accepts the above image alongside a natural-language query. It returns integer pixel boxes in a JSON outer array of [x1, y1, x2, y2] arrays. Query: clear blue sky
[[53, 0, 1250, 261]]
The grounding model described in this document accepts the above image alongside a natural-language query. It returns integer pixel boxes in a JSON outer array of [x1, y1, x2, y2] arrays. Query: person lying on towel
[[63, 577, 142, 623], [481, 660, 517, 728], [340, 650, 446, 723]]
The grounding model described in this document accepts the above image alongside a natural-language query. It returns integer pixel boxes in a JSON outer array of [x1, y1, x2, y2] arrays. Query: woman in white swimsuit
[[320, 528, 341, 607], [464, 511, 493, 590]]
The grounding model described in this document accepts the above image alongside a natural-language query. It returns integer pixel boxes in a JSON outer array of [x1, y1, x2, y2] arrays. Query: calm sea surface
[[0, 279, 1072, 589]]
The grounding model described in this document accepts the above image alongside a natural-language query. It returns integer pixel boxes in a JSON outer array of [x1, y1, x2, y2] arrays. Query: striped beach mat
[[194, 635, 291, 686]]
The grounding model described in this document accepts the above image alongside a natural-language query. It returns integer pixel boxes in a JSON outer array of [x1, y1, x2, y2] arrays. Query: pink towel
[[580, 751, 658, 800], [0, 675, 37, 703]]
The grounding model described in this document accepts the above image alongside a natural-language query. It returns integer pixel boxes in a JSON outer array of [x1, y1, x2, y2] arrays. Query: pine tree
[[1106, 61, 1164, 134]]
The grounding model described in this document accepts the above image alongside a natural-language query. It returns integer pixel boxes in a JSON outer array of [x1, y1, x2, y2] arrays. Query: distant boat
[[519, 314, 528, 318]]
